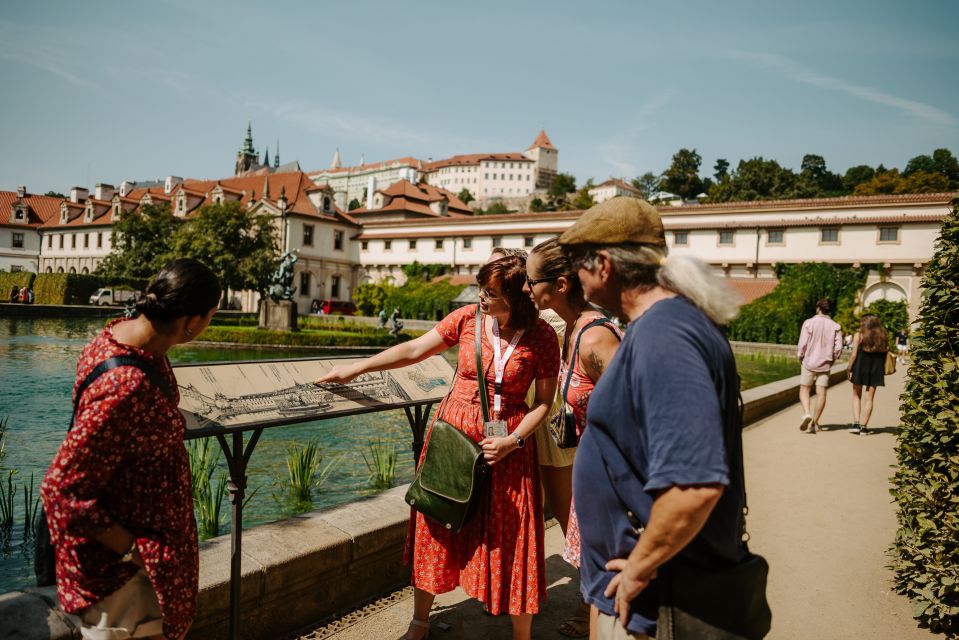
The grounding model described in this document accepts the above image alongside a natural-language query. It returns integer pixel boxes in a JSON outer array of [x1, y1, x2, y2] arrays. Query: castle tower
[[523, 129, 558, 190], [330, 148, 342, 169], [235, 122, 261, 175], [274, 140, 280, 168]]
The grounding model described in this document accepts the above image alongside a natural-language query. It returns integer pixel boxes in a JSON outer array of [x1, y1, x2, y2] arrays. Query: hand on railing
[[316, 364, 360, 385]]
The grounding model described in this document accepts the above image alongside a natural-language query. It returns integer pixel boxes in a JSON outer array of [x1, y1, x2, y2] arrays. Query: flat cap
[[559, 197, 666, 247]]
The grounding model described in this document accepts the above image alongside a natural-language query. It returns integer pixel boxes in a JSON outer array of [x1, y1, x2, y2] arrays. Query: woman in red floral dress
[[41, 259, 221, 640], [319, 255, 559, 640]]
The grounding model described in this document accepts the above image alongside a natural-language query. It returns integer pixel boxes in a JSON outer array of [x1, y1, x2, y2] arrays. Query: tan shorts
[[596, 611, 653, 639], [79, 570, 163, 639], [527, 379, 577, 468], [799, 366, 830, 387]]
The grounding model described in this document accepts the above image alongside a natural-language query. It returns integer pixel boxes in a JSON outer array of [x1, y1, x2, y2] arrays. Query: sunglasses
[[525, 275, 559, 288]]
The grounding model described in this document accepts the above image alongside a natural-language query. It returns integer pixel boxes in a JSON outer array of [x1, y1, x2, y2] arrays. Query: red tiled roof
[[352, 180, 473, 218], [528, 130, 555, 150], [0, 190, 63, 227], [593, 178, 642, 193], [421, 153, 532, 172], [724, 278, 779, 305], [670, 192, 956, 215]]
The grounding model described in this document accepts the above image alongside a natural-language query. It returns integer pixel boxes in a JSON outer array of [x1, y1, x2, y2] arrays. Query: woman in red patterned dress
[[319, 255, 559, 640], [40, 259, 221, 640], [524, 238, 622, 638]]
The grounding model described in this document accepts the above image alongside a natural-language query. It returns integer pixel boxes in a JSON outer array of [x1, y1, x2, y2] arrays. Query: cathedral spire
[[264, 146, 270, 167], [330, 147, 341, 169], [242, 122, 255, 154], [274, 140, 280, 168]]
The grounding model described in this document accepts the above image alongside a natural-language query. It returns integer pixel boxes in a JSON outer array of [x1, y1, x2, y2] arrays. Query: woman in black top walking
[[847, 314, 888, 435]]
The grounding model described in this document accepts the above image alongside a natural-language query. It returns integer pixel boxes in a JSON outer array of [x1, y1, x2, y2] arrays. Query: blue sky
[[1, 0, 956, 193]]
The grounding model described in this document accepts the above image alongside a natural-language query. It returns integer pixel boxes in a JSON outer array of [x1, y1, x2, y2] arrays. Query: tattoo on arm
[[583, 350, 606, 382]]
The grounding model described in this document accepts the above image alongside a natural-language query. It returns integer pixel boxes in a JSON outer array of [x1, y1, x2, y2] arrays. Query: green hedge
[[32, 274, 148, 305], [728, 262, 868, 345], [0, 271, 35, 299], [890, 202, 959, 635], [199, 326, 409, 347]]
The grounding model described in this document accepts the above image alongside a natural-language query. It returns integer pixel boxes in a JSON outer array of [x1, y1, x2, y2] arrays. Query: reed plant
[[0, 470, 16, 527], [363, 439, 397, 489], [21, 473, 40, 539], [0, 415, 8, 468], [285, 440, 340, 503], [187, 438, 219, 504], [196, 472, 228, 540]]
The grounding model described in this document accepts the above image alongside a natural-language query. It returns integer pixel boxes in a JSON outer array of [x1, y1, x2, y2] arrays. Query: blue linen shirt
[[573, 296, 746, 635]]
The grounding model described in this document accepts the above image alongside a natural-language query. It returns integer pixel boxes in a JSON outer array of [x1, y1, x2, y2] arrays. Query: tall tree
[[456, 188, 475, 204], [896, 171, 950, 194], [707, 157, 797, 202], [797, 154, 843, 196], [631, 172, 660, 199], [842, 165, 876, 193], [853, 169, 903, 195], [903, 154, 937, 177], [96, 203, 181, 279], [713, 158, 730, 182], [660, 148, 705, 200], [549, 172, 577, 197], [169, 201, 278, 299], [932, 148, 959, 189]]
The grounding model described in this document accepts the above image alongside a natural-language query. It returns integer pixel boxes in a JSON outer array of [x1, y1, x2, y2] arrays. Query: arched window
[[57, 267, 64, 273], [323, 196, 331, 211], [46, 266, 53, 273], [81, 267, 89, 275], [69, 267, 77, 274]]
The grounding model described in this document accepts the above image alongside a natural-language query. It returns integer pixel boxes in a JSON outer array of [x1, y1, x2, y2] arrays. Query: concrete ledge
[[742, 363, 848, 427]]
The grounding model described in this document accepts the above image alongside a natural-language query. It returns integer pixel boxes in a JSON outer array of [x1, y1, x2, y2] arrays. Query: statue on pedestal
[[268, 250, 298, 302], [260, 250, 300, 331]]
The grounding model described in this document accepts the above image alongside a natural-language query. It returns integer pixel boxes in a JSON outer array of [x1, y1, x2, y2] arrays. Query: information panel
[[173, 355, 455, 433]]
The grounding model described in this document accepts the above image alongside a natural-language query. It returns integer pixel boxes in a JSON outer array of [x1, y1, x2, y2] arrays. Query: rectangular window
[[821, 228, 839, 243], [435, 239, 443, 250], [524, 236, 534, 248], [299, 271, 310, 296], [331, 275, 341, 299], [47, 235, 53, 248], [10, 265, 23, 272], [673, 231, 689, 246], [409, 239, 417, 250], [97, 233, 103, 248], [361, 240, 369, 251], [334, 230, 344, 251], [84, 234, 89, 248], [879, 227, 899, 242], [59, 235, 64, 249], [303, 224, 314, 246], [492, 237, 502, 248], [71, 234, 76, 249], [384, 240, 392, 251], [767, 229, 784, 244], [12, 232, 24, 248], [718, 230, 735, 245], [463, 237, 472, 249]]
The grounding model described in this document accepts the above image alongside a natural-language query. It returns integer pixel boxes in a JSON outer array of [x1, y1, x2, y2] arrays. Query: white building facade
[[589, 178, 644, 204]]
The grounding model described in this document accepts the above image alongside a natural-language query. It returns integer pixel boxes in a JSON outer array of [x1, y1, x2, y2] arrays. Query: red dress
[[40, 319, 198, 640], [407, 305, 559, 615]]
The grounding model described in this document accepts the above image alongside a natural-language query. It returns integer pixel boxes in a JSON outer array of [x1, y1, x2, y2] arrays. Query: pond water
[[0, 316, 431, 593]]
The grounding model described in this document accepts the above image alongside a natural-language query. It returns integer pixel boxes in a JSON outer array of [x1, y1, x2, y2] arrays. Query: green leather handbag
[[405, 305, 490, 532]]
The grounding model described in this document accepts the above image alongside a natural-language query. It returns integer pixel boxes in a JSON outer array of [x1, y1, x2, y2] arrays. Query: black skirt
[[851, 346, 886, 387]]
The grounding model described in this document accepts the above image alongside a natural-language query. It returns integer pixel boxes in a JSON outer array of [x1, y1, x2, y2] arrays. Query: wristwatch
[[513, 432, 525, 449], [120, 539, 137, 563]]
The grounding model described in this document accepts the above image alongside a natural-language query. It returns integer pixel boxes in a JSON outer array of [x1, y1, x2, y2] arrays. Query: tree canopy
[[97, 203, 182, 279], [660, 148, 706, 200]]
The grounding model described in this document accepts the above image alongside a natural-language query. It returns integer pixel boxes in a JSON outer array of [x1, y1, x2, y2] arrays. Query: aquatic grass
[[21, 473, 40, 539], [0, 416, 8, 468], [187, 438, 219, 504], [285, 441, 341, 503], [196, 472, 228, 540], [0, 470, 16, 527], [363, 439, 397, 490]]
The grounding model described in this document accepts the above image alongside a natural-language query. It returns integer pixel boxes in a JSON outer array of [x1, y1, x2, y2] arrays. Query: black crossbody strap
[[560, 318, 621, 404], [69, 355, 173, 431], [474, 305, 490, 423]]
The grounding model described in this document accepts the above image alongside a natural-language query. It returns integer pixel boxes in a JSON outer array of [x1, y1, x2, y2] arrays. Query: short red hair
[[477, 255, 538, 331]]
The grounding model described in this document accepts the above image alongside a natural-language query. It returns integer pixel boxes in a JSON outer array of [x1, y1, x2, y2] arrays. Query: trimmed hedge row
[[890, 202, 959, 635], [199, 326, 409, 347], [29, 273, 149, 305], [0, 271, 35, 299]]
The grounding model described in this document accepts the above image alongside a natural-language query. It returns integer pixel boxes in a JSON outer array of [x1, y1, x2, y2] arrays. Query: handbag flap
[[418, 421, 483, 503]]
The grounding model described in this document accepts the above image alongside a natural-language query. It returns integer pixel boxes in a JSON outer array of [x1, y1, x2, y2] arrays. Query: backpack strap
[[560, 317, 621, 404], [69, 355, 173, 431]]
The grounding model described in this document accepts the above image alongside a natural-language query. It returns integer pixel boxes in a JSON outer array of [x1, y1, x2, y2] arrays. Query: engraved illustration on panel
[[174, 356, 453, 431]]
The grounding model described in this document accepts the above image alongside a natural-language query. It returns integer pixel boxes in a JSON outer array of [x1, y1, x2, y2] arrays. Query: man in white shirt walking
[[797, 298, 843, 434]]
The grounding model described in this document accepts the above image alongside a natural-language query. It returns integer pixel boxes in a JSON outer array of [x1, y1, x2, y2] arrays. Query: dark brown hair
[[530, 237, 584, 301], [816, 298, 832, 315], [859, 314, 889, 353], [135, 258, 222, 329], [477, 255, 538, 330]]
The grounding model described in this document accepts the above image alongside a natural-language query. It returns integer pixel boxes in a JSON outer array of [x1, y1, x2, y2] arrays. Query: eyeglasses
[[525, 275, 559, 288]]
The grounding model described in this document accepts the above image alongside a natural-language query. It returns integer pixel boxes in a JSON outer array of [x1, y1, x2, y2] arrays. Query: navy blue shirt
[[573, 296, 746, 635]]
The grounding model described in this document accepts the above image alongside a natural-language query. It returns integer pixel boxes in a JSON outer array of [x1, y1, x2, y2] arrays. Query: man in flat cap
[[560, 198, 768, 638]]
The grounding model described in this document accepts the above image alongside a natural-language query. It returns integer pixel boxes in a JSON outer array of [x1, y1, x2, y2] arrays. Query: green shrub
[[0, 271, 35, 300], [198, 326, 407, 347], [890, 202, 959, 635], [862, 299, 910, 348], [728, 262, 868, 345], [32, 273, 147, 305]]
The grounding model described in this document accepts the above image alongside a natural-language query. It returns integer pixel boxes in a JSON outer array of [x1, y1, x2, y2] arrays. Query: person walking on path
[[895, 330, 909, 364], [318, 255, 559, 640], [558, 198, 749, 639], [797, 298, 843, 434], [40, 258, 221, 640], [847, 314, 889, 436], [524, 238, 622, 638]]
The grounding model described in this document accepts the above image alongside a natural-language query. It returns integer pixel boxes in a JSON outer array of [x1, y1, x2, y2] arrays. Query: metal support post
[[404, 402, 434, 464]]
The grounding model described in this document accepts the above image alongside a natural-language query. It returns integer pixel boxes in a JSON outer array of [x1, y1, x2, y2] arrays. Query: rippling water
[[0, 316, 430, 593]]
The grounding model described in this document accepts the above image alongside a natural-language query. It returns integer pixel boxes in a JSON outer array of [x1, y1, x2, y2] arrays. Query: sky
[[1, 0, 957, 194]]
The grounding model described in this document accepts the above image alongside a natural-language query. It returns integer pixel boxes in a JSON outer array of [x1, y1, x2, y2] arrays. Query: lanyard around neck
[[491, 317, 524, 416]]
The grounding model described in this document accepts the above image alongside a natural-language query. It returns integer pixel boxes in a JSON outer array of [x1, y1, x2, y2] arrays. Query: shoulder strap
[[561, 318, 621, 404], [69, 355, 173, 432], [474, 305, 490, 423]]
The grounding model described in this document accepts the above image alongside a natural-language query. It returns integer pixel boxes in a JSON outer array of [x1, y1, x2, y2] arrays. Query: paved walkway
[[298, 367, 929, 639]]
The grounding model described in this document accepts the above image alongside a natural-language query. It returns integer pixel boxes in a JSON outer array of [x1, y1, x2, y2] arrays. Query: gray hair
[[575, 244, 741, 325]]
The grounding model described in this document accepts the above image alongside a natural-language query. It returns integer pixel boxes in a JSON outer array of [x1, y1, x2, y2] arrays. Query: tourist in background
[[797, 298, 843, 434], [40, 258, 221, 640], [558, 198, 746, 639], [525, 237, 621, 638], [9, 285, 20, 303], [896, 329, 909, 364], [318, 254, 559, 640], [847, 314, 889, 436]]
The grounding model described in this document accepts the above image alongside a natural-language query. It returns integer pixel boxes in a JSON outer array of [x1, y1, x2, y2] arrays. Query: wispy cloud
[[0, 47, 103, 93], [721, 49, 955, 127], [597, 90, 676, 177]]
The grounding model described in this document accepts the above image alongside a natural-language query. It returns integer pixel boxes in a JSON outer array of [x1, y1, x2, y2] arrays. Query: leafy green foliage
[[660, 148, 705, 199], [529, 197, 548, 212], [98, 203, 182, 279], [363, 439, 397, 489], [456, 188, 475, 204], [386, 278, 467, 321], [402, 261, 447, 281], [474, 202, 514, 215], [353, 281, 397, 316], [548, 172, 577, 197], [632, 172, 661, 199], [570, 183, 596, 210], [862, 299, 909, 343], [198, 326, 407, 347], [728, 262, 868, 344], [31, 273, 146, 305], [890, 202, 959, 635], [0, 271, 35, 299], [348, 198, 362, 211]]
